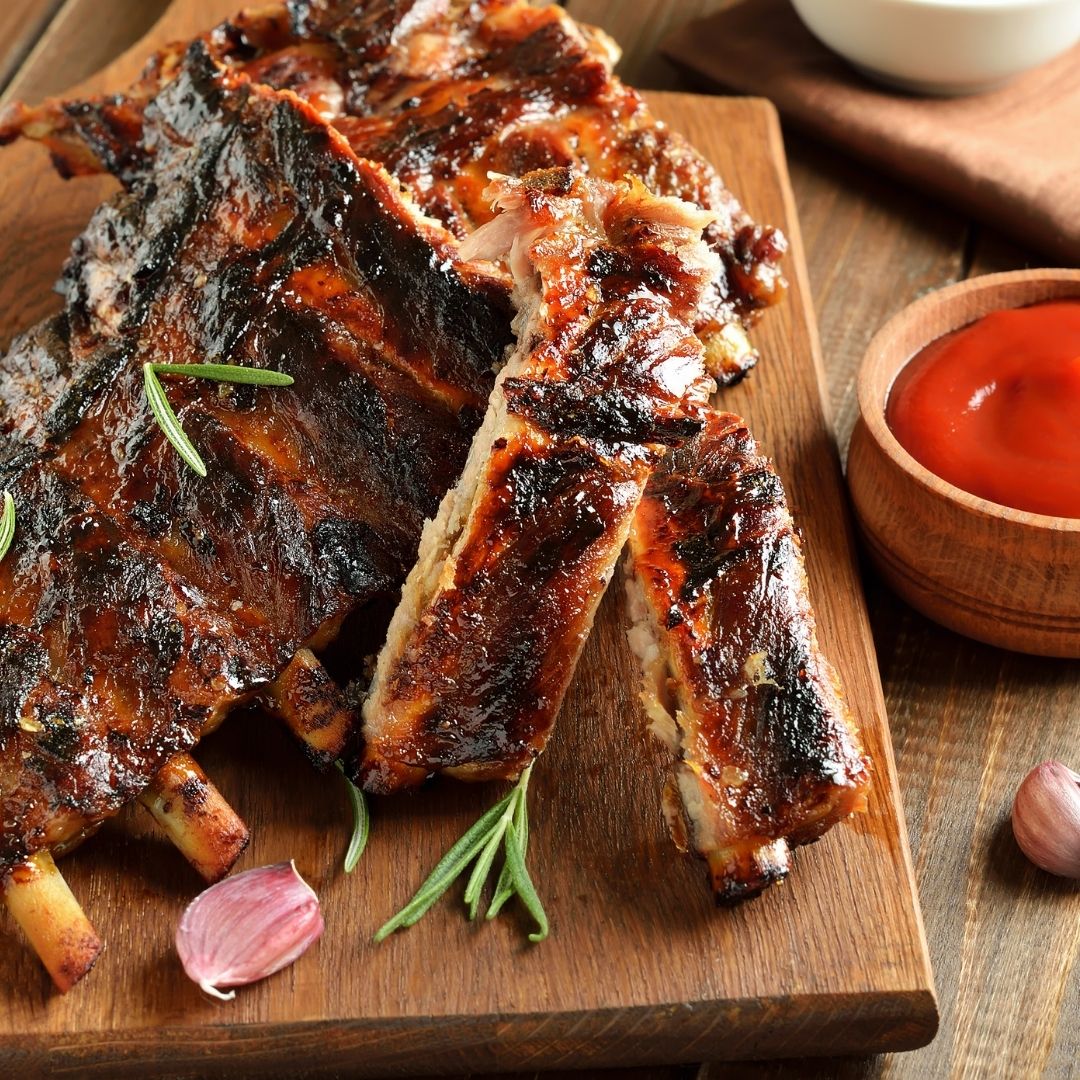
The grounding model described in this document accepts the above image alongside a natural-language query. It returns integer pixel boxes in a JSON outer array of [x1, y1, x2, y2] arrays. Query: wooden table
[[2, 2, 1076, 1077]]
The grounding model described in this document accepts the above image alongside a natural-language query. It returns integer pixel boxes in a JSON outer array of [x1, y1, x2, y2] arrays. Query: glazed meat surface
[[624, 412, 871, 901], [361, 170, 717, 791], [0, 47, 514, 869], [0, 0, 786, 385], [0, 3, 865, 912]]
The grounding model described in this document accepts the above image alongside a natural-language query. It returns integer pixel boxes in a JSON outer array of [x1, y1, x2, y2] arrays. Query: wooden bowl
[[847, 268, 1080, 658]]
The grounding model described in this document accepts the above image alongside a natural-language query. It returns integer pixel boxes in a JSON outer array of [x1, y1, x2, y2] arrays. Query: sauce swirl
[[886, 300, 1080, 518]]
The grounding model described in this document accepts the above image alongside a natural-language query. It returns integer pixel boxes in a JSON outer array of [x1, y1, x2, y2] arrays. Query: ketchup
[[886, 300, 1080, 519]]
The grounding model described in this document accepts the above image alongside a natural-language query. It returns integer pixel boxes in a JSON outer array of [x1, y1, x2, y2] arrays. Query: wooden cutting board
[[0, 2, 937, 1074]]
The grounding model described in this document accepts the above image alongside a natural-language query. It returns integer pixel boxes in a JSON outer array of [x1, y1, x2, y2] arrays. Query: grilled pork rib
[[0, 3, 866, 974], [0, 0, 786, 385], [624, 413, 870, 900], [362, 171, 717, 791], [0, 48, 515, 986]]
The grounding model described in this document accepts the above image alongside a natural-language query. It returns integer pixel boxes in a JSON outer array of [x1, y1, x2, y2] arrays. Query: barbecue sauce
[[886, 300, 1080, 518]]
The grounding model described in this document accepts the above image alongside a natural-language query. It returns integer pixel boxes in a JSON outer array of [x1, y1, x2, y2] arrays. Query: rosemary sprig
[[373, 763, 548, 944], [143, 362, 294, 477], [486, 772, 529, 919], [143, 364, 206, 476], [337, 762, 370, 873], [373, 791, 514, 941], [0, 490, 14, 563], [151, 363, 296, 386]]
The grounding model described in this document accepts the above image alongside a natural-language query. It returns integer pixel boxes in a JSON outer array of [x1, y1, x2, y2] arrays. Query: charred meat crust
[[363, 441, 646, 790], [0, 50, 515, 869], [625, 413, 871, 901], [360, 171, 717, 792], [0, 0, 786, 384], [0, 455, 260, 867]]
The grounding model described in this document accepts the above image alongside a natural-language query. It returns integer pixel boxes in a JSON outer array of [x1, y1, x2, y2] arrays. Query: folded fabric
[[664, 0, 1080, 263]]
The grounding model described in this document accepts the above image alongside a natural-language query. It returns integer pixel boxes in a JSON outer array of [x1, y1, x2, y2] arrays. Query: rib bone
[[1, 851, 102, 992], [268, 648, 356, 769], [138, 754, 249, 883]]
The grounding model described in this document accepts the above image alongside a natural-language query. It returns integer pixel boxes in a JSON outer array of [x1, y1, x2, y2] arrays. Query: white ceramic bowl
[[790, 0, 1080, 96]]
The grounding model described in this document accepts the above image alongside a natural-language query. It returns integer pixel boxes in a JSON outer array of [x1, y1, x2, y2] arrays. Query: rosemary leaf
[[463, 809, 512, 920], [486, 770, 530, 919], [143, 363, 207, 478], [373, 791, 514, 943], [0, 490, 14, 563], [374, 763, 547, 943], [504, 819, 548, 943], [143, 361, 294, 476], [153, 362, 294, 386], [485, 858, 515, 920], [486, 795, 527, 918], [338, 765, 370, 873]]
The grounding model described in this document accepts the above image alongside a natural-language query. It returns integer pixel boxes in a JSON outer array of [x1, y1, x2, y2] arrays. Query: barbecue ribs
[[0, 47, 514, 988], [362, 170, 717, 791], [625, 413, 870, 900], [0, 0, 787, 385], [0, 2, 869, 990]]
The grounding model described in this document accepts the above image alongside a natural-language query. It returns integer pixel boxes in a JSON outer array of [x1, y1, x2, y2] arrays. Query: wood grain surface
[[0, 1, 936, 1076], [2, 1, 1077, 1078], [0, 0, 62, 94]]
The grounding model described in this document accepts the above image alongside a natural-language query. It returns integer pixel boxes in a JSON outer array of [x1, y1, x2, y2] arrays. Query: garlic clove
[[1012, 760, 1080, 880], [176, 860, 324, 1000]]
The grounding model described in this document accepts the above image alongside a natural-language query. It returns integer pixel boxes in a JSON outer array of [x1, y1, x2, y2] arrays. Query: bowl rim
[[797, 0, 1074, 11], [856, 267, 1080, 534]]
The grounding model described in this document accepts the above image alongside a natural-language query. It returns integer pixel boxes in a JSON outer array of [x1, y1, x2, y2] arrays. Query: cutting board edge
[[758, 91, 938, 1001], [0, 986, 939, 1076], [0, 0, 940, 1067]]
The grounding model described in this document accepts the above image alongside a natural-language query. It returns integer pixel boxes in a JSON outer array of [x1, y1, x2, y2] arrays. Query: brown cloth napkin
[[664, 0, 1080, 263]]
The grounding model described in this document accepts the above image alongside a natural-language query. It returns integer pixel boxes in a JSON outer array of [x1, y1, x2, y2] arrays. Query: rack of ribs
[[362, 169, 717, 791], [624, 413, 871, 900], [0, 0, 787, 387], [0, 1, 869, 991], [0, 47, 516, 989]]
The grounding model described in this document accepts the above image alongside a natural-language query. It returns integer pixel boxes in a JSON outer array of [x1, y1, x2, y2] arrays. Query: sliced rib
[[361, 169, 717, 791], [624, 412, 871, 900]]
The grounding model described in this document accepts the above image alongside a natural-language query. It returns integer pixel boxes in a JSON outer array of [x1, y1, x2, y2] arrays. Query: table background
[[1, 1, 1076, 1077]]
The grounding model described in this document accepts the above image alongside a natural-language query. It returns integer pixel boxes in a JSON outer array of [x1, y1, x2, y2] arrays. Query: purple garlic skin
[[1012, 761, 1080, 880], [176, 860, 324, 1000]]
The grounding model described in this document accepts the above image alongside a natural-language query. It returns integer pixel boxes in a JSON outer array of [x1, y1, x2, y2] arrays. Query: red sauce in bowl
[[886, 300, 1080, 518]]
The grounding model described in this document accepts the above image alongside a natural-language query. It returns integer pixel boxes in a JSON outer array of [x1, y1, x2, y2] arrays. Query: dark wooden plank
[[0, 1, 934, 1073], [564, 0, 725, 88], [1, 0, 169, 104], [0, 0, 64, 96]]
